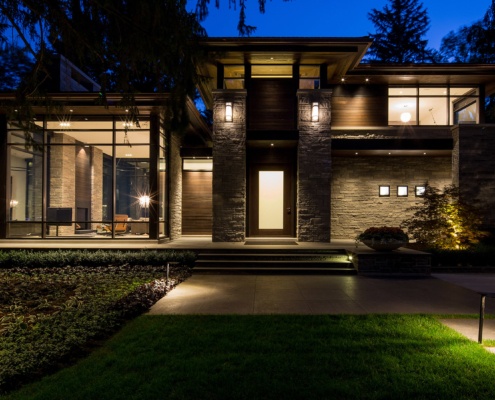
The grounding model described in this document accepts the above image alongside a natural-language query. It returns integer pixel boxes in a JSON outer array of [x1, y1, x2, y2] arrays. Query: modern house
[[1, 37, 495, 243]]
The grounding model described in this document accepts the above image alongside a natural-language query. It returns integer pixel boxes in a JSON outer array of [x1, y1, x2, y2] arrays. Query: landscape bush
[[0, 250, 195, 394]]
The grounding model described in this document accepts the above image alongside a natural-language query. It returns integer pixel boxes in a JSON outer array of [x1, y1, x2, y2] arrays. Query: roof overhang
[[198, 37, 373, 108]]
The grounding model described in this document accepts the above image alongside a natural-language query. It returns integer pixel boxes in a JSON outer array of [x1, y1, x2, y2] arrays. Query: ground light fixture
[[225, 102, 233, 122], [311, 102, 319, 122]]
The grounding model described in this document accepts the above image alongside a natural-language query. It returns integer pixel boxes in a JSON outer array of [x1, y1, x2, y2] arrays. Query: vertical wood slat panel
[[182, 171, 212, 234]]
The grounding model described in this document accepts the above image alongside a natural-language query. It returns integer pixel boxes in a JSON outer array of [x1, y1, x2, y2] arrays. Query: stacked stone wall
[[331, 156, 452, 239]]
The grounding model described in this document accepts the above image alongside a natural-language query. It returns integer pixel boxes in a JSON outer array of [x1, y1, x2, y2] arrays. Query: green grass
[[6, 315, 495, 400]]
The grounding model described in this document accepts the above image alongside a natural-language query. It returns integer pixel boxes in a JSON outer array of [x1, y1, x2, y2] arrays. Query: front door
[[248, 163, 295, 237]]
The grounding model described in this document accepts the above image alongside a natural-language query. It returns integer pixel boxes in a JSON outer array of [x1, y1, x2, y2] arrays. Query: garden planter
[[361, 240, 405, 252]]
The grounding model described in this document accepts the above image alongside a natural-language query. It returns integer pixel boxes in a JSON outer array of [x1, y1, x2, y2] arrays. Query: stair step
[[193, 267, 357, 275]]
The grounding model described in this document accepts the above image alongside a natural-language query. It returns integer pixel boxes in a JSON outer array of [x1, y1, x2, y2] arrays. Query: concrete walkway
[[149, 273, 495, 343]]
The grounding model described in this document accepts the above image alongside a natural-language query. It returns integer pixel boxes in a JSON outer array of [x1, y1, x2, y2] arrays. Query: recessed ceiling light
[[125, 153, 132, 157], [270, 143, 274, 147]]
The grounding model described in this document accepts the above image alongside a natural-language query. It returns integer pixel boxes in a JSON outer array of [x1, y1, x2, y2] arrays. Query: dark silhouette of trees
[[366, 0, 437, 63]]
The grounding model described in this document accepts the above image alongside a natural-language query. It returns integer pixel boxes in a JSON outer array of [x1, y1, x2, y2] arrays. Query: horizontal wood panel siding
[[331, 85, 388, 127], [248, 79, 297, 131], [182, 171, 212, 235]]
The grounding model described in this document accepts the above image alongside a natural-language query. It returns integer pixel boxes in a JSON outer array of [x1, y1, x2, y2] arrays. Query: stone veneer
[[297, 90, 332, 242], [212, 90, 247, 242], [452, 124, 495, 228], [169, 130, 182, 240], [331, 156, 452, 239], [49, 133, 76, 235]]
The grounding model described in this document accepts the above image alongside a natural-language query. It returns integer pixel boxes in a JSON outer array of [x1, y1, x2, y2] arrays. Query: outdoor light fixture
[[379, 185, 390, 197], [311, 102, 319, 122], [225, 102, 233, 122]]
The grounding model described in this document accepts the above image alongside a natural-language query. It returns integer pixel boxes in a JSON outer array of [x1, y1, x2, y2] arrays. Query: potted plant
[[356, 226, 409, 251]]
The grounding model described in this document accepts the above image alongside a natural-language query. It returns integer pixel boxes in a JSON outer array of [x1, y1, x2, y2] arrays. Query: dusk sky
[[188, 0, 492, 50]]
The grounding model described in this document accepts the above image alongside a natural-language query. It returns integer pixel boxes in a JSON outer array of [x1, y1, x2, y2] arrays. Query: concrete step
[[193, 249, 356, 274]]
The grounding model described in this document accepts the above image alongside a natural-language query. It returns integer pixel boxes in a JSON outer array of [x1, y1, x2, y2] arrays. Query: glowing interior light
[[400, 112, 412, 123]]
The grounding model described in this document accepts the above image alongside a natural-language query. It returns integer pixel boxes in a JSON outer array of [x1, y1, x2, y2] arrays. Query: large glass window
[[299, 65, 320, 89], [388, 86, 479, 126], [224, 65, 245, 89], [7, 115, 160, 239]]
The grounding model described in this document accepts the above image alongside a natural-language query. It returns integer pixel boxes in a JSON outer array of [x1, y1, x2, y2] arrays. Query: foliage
[[194, 0, 292, 36], [0, 0, 207, 132], [355, 226, 409, 244], [0, 259, 192, 394], [0, 249, 196, 269], [439, 0, 495, 63], [366, 0, 437, 62], [7, 315, 495, 400], [401, 183, 486, 250]]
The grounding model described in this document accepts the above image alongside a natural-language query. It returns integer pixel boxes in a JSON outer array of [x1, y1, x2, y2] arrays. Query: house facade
[[1, 38, 495, 242]]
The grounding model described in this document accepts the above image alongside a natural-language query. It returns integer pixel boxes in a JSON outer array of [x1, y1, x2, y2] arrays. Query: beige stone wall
[[49, 133, 76, 235], [91, 146, 103, 230], [169, 131, 182, 240], [331, 156, 452, 239]]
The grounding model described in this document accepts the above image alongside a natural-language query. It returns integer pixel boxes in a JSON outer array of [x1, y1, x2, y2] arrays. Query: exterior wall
[[297, 89, 332, 242], [49, 133, 76, 235], [169, 131, 182, 240], [453, 125, 495, 228], [212, 89, 247, 242], [91, 147, 103, 231], [331, 156, 452, 239]]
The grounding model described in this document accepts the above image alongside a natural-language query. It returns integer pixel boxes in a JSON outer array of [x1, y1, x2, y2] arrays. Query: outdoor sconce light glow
[[225, 102, 233, 122], [400, 111, 412, 123], [311, 102, 319, 122]]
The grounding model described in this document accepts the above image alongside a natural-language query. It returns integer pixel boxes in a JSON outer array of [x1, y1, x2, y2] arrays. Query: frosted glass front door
[[259, 171, 284, 230]]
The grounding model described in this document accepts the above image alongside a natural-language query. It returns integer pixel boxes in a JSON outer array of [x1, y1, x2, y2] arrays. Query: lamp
[[225, 102, 233, 122], [400, 111, 411, 123], [10, 199, 18, 208], [139, 195, 150, 208], [311, 102, 319, 122]]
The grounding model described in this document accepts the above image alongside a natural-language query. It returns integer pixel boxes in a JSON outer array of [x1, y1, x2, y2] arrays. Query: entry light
[[311, 102, 319, 122], [225, 102, 233, 122]]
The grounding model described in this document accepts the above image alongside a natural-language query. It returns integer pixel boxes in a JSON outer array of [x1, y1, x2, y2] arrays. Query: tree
[[439, 0, 495, 63], [194, 0, 292, 36], [366, 0, 436, 63], [401, 183, 486, 250], [0, 0, 207, 131]]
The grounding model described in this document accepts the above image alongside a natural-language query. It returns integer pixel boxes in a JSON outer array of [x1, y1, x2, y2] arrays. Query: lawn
[[5, 314, 495, 400]]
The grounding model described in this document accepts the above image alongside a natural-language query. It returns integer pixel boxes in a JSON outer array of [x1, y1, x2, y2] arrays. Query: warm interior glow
[[312, 102, 319, 122], [183, 159, 213, 171], [400, 112, 412, 122], [139, 195, 150, 208], [225, 102, 233, 122], [259, 171, 284, 230]]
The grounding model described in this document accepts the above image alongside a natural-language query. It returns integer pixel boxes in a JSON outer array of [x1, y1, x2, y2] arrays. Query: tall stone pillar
[[169, 131, 182, 240], [452, 125, 495, 228], [297, 89, 332, 242], [212, 89, 247, 242]]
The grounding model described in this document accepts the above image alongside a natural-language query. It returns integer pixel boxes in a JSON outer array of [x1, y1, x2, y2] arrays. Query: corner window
[[224, 65, 245, 89], [299, 65, 320, 89], [388, 86, 479, 126]]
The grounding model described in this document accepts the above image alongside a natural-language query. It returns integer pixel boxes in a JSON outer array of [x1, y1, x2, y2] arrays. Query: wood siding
[[248, 79, 297, 131], [182, 171, 212, 235], [331, 85, 388, 127]]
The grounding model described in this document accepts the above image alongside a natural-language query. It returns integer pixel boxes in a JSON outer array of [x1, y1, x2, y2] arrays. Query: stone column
[[169, 130, 182, 240], [212, 89, 247, 242], [297, 89, 332, 242], [91, 146, 103, 231], [452, 125, 495, 228], [49, 132, 76, 235]]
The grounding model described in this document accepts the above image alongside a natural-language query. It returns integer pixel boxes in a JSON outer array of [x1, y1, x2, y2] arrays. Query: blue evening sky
[[188, 0, 492, 50]]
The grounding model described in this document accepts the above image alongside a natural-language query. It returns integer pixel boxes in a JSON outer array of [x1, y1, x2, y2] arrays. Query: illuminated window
[[397, 186, 408, 197], [415, 186, 426, 197]]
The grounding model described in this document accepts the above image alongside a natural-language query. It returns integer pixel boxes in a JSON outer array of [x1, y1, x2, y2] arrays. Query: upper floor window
[[388, 86, 479, 126], [251, 65, 292, 78], [299, 65, 320, 89], [224, 65, 245, 89]]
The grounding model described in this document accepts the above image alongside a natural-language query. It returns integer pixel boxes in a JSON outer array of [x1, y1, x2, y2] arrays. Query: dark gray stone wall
[[453, 125, 495, 228], [331, 156, 452, 239], [297, 90, 332, 242], [212, 90, 247, 242]]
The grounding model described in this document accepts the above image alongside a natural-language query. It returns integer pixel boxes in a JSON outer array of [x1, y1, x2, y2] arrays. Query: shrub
[[356, 226, 409, 244], [401, 183, 486, 250]]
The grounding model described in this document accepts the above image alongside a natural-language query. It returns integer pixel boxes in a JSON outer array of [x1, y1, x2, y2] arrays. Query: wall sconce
[[225, 102, 233, 122], [311, 102, 319, 122]]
